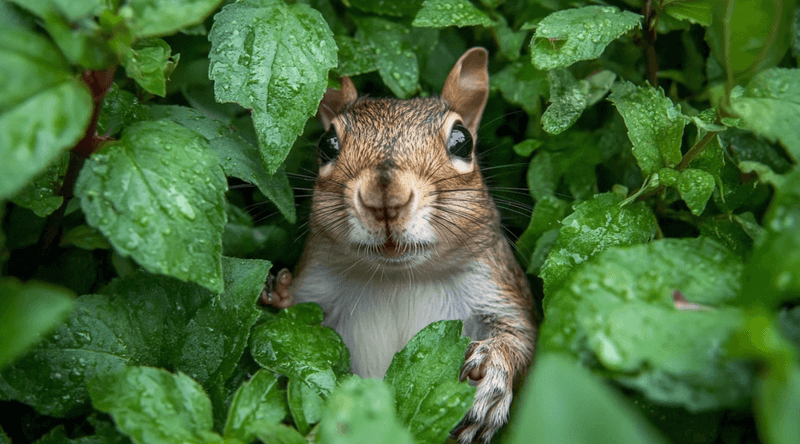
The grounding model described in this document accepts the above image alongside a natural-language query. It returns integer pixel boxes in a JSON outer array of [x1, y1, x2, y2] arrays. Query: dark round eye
[[446, 123, 473, 160], [318, 127, 340, 164]]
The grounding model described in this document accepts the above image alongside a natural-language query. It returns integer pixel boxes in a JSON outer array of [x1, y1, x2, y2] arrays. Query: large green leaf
[[609, 81, 686, 176], [530, 6, 642, 70], [89, 366, 222, 444], [541, 238, 753, 411], [317, 377, 414, 444], [75, 120, 227, 292], [224, 370, 287, 443], [0, 279, 74, 369], [730, 68, 800, 161], [412, 0, 493, 28], [208, 0, 337, 174], [149, 105, 296, 223], [508, 353, 669, 444], [0, 257, 268, 417], [540, 192, 656, 295], [249, 303, 350, 398], [384, 320, 475, 444], [120, 0, 223, 38]]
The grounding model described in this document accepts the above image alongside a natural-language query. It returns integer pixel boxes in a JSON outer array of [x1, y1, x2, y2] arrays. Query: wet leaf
[[542, 69, 614, 135], [119, 38, 178, 97], [347, 0, 424, 17], [541, 238, 752, 411], [530, 6, 642, 70], [491, 60, 548, 116], [224, 370, 287, 443], [249, 303, 350, 398], [516, 195, 569, 269], [11, 152, 68, 217], [412, 0, 493, 28], [286, 378, 323, 435], [384, 320, 475, 444], [609, 81, 686, 176], [209, 0, 336, 174], [120, 0, 223, 38], [75, 120, 227, 292], [96, 84, 152, 137], [0, 279, 74, 370], [677, 168, 715, 216], [540, 192, 656, 295], [663, 0, 713, 27], [333, 35, 378, 77]]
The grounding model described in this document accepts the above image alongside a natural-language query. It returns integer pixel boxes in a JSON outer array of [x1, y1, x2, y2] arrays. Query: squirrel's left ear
[[441, 47, 489, 136], [317, 76, 358, 130]]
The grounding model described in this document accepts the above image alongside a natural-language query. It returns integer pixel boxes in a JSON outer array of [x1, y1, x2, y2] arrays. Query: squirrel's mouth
[[379, 238, 405, 258]]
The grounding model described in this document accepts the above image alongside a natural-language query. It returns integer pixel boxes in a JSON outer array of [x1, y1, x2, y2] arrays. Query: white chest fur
[[292, 260, 494, 378]]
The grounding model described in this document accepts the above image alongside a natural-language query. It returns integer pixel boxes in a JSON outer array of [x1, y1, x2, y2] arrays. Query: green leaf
[[663, 0, 713, 27], [0, 257, 268, 417], [89, 366, 222, 444], [526, 131, 603, 201], [384, 320, 475, 444], [150, 105, 296, 223], [609, 81, 686, 176], [493, 15, 527, 61], [513, 139, 543, 157], [11, 152, 68, 217], [0, 27, 92, 200], [251, 422, 306, 444], [677, 168, 715, 215], [0, 279, 74, 369], [740, 168, 800, 308], [120, 0, 223, 38], [33, 415, 131, 444], [491, 60, 548, 116], [75, 120, 227, 292], [347, 0, 424, 17], [249, 303, 350, 398], [730, 68, 800, 161], [540, 193, 656, 295], [508, 353, 669, 444], [224, 370, 287, 443], [530, 6, 642, 70], [516, 195, 569, 268], [61, 225, 111, 251], [541, 69, 615, 135], [119, 38, 178, 97], [333, 35, 378, 77], [412, 0, 493, 28], [541, 238, 753, 411], [317, 377, 414, 444], [208, 0, 337, 174], [96, 84, 152, 137], [287, 378, 324, 435], [354, 17, 437, 98]]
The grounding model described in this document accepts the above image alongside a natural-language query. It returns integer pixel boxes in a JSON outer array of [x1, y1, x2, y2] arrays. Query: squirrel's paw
[[259, 268, 293, 308], [454, 339, 513, 444]]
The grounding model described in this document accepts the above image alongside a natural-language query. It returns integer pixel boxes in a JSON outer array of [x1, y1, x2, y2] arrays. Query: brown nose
[[358, 187, 413, 222]]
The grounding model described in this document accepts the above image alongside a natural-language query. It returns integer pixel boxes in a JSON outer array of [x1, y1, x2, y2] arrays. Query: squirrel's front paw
[[455, 339, 513, 444], [259, 268, 293, 308]]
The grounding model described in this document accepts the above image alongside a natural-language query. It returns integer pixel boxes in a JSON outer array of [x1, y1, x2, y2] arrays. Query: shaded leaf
[[491, 60, 548, 116], [287, 377, 324, 435], [677, 168, 715, 215], [120, 0, 223, 38], [347, 0, 424, 17], [224, 370, 287, 443], [413, 0, 493, 28], [11, 152, 68, 217]]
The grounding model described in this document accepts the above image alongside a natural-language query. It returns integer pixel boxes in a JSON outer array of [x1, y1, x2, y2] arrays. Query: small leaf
[[412, 0, 493, 28], [317, 378, 414, 444], [119, 38, 178, 97], [677, 168, 715, 215], [208, 0, 337, 174], [491, 60, 548, 116], [542, 69, 586, 135], [730, 68, 800, 161], [384, 320, 475, 444], [0, 279, 74, 369], [75, 120, 227, 292], [287, 378, 324, 435], [508, 354, 669, 444], [513, 139, 543, 157], [96, 84, 152, 137], [530, 6, 642, 70], [89, 366, 222, 444], [11, 152, 68, 217], [224, 370, 287, 443], [663, 0, 713, 27], [493, 15, 527, 61], [249, 303, 350, 398], [60, 225, 111, 251], [120, 0, 223, 38], [347, 0, 424, 17], [609, 81, 686, 176]]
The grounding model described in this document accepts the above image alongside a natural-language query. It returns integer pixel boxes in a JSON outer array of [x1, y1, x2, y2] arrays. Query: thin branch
[[677, 131, 718, 171]]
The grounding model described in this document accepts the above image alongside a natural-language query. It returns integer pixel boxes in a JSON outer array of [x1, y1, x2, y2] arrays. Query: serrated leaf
[[384, 320, 475, 444], [412, 0, 493, 28], [120, 0, 223, 38], [540, 193, 656, 295], [224, 370, 287, 443], [530, 6, 642, 70], [677, 168, 714, 215], [11, 152, 68, 217], [609, 81, 685, 176], [209, 0, 337, 174], [75, 120, 227, 292], [541, 238, 753, 411], [89, 366, 222, 444], [286, 378, 323, 435], [150, 105, 296, 223], [663, 0, 712, 27], [0, 279, 74, 369], [249, 303, 349, 398], [0, 257, 268, 417], [730, 68, 800, 161], [508, 354, 669, 444], [119, 38, 178, 97], [347, 0, 424, 17], [491, 60, 548, 116]]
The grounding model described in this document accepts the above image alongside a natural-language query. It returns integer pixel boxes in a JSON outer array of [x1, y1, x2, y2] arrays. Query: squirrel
[[263, 47, 537, 444]]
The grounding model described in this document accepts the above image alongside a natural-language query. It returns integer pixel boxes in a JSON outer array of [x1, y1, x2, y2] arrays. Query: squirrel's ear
[[317, 76, 357, 130], [441, 47, 489, 135]]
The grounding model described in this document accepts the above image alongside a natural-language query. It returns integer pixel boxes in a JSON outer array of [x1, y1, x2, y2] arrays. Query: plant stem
[[677, 131, 717, 171], [642, 0, 659, 87]]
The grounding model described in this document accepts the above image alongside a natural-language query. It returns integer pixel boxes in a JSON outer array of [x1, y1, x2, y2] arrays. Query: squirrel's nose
[[357, 186, 413, 223]]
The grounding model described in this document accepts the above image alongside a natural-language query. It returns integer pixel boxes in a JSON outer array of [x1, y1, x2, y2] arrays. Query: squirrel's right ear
[[441, 47, 489, 136], [317, 76, 358, 130]]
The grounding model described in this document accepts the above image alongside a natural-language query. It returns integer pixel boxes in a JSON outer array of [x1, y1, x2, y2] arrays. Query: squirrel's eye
[[446, 123, 473, 161], [318, 127, 340, 164]]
